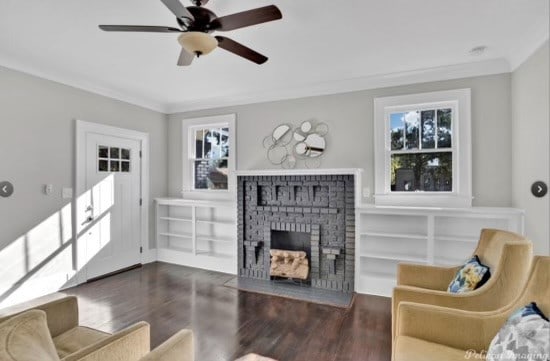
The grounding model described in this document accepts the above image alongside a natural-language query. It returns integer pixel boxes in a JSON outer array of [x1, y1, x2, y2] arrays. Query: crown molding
[[0, 55, 167, 113], [1, 53, 512, 115], [165, 58, 511, 113], [508, 17, 549, 71]]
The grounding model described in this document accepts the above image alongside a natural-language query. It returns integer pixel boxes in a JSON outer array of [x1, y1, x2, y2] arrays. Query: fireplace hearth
[[237, 174, 355, 293]]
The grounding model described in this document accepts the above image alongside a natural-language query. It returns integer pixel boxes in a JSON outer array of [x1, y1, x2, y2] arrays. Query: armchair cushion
[[53, 326, 109, 358], [447, 255, 491, 293], [0, 309, 60, 361], [487, 303, 550, 361]]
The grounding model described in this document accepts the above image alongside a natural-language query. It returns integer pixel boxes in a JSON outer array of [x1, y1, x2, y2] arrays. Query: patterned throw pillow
[[447, 255, 491, 293], [487, 302, 550, 361]]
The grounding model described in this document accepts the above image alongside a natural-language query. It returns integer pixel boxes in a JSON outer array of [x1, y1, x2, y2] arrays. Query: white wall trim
[[0, 59, 166, 113], [1, 56, 510, 115], [75, 120, 150, 282], [165, 58, 510, 113]]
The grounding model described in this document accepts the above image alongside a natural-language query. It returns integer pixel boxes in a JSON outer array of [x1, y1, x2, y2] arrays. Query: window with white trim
[[185, 114, 236, 192], [374, 89, 472, 207]]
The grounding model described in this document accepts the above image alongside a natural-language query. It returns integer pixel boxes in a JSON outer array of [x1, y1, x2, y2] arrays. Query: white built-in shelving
[[155, 198, 237, 274], [355, 205, 524, 297]]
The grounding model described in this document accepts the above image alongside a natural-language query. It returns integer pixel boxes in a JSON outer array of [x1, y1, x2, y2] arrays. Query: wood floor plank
[[60, 262, 391, 361]]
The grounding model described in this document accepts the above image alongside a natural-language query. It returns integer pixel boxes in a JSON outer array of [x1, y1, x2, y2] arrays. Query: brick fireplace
[[237, 172, 356, 292]]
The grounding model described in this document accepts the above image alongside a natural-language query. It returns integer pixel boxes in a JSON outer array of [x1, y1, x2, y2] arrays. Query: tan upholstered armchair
[[393, 256, 550, 361], [0, 296, 194, 361], [392, 229, 533, 339]]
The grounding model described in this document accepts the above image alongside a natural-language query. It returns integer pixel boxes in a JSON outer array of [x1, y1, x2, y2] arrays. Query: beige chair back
[[513, 256, 550, 317], [474, 228, 529, 271]]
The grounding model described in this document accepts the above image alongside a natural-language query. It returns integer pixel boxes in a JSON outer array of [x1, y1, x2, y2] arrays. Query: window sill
[[374, 193, 472, 208], [181, 190, 236, 202]]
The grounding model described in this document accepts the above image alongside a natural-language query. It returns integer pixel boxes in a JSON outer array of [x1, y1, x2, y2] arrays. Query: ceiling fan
[[99, 0, 282, 66]]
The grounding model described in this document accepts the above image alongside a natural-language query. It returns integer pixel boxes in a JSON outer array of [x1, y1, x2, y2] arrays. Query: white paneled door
[[80, 133, 142, 280]]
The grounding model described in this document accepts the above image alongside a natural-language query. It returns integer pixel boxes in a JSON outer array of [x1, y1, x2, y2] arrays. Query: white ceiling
[[0, 0, 548, 113]]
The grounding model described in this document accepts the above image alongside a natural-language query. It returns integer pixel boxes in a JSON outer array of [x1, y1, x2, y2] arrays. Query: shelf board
[[196, 219, 235, 226], [196, 236, 235, 244], [195, 250, 234, 259], [360, 252, 426, 263], [159, 232, 193, 239], [434, 235, 478, 243], [163, 245, 193, 254], [159, 217, 192, 222], [360, 232, 427, 240]]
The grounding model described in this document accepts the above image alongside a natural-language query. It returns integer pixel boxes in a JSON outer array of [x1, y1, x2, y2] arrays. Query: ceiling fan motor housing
[[177, 6, 217, 32]]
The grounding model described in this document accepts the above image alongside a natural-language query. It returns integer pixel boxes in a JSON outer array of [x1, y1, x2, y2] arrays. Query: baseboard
[[157, 248, 237, 275]]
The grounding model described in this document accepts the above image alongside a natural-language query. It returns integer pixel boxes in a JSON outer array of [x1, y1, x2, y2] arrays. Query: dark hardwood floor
[[61, 262, 391, 361]]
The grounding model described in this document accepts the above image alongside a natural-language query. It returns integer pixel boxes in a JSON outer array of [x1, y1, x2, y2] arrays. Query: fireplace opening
[[270, 230, 312, 281]]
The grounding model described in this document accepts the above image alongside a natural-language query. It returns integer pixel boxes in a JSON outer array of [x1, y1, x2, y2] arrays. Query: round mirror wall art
[[264, 120, 329, 169]]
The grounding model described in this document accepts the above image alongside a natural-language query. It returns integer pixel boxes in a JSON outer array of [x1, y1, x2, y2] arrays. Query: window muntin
[[190, 126, 230, 190]]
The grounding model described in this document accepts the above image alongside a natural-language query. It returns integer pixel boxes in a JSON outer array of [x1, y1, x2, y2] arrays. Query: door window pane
[[421, 110, 436, 149], [437, 109, 452, 148], [121, 161, 130, 173], [391, 152, 452, 192], [110, 147, 120, 159], [98, 160, 108, 172], [390, 113, 405, 150], [121, 148, 130, 160], [98, 146, 109, 158], [110, 160, 120, 172]]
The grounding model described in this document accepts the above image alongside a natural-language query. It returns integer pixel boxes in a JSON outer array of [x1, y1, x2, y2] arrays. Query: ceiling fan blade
[[210, 5, 282, 31], [215, 36, 268, 64], [99, 25, 182, 33], [177, 47, 195, 66], [160, 0, 195, 22]]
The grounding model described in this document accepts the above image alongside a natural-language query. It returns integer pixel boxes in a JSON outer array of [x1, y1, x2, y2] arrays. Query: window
[[185, 114, 236, 192], [374, 89, 471, 207]]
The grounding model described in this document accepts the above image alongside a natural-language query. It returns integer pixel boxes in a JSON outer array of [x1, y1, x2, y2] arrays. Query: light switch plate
[[62, 187, 73, 199]]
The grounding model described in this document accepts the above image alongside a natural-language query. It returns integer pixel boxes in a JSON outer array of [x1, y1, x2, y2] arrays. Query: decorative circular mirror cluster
[[263, 120, 329, 169]]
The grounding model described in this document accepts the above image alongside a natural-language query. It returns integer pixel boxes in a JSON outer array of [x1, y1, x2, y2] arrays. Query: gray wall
[[0, 66, 167, 306], [512, 41, 550, 255], [168, 73, 513, 208]]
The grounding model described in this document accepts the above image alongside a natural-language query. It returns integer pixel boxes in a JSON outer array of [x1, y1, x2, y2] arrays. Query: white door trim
[[75, 120, 150, 283]]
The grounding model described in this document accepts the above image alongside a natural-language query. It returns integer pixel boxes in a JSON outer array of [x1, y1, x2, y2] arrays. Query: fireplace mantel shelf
[[235, 168, 363, 177]]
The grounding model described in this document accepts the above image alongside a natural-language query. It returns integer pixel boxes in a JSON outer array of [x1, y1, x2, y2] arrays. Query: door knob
[[81, 216, 94, 226]]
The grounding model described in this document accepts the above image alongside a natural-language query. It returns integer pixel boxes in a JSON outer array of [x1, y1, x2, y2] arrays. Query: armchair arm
[[396, 302, 509, 352], [392, 285, 485, 339], [139, 330, 194, 361], [0, 296, 79, 338], [62, 322, 150, 361], [397, 263, 459, 290]]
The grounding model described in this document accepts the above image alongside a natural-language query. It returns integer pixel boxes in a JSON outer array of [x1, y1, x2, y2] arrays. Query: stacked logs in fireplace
[[270, 249, 309, 280]]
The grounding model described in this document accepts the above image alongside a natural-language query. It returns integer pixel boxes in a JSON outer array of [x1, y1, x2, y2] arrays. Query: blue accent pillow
[[447, 255, 491, 293], [488, 302, 550, 361]]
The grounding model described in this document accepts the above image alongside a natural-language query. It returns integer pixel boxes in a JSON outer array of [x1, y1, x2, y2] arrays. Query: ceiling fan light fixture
[[178, 32, 218, 56]]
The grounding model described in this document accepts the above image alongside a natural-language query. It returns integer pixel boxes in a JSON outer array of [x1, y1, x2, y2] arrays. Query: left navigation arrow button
[[0, 181, 14, 198]]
